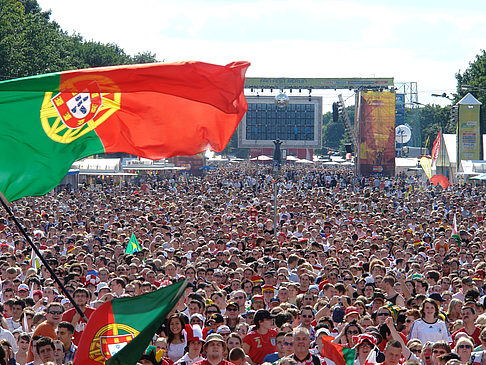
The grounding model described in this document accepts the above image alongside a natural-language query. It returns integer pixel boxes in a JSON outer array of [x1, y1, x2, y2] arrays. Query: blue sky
[[37, 0, 486, 110]]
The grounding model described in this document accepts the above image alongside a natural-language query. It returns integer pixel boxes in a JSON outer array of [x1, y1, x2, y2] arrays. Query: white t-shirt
[[408, 318, 451, 344]]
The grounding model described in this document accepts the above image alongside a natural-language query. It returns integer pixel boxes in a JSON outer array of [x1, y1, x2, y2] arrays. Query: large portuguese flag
[[74, 280, 187, 365], [0, 61, 249, 202]]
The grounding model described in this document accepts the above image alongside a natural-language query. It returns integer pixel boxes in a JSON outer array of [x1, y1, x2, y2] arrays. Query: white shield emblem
[[66, 92, 92, 119]]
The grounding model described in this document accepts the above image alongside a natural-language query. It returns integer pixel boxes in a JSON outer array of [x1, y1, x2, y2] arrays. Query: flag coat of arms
[[0, 61, 249, 202], [74, 280, 187, 365]]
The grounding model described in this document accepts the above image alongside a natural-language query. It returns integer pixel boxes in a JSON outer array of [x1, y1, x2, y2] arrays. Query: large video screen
[[238, 96, 322, 148]]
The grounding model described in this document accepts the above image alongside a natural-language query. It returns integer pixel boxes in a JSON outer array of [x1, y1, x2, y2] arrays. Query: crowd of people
[[0, 163, 484, 365]]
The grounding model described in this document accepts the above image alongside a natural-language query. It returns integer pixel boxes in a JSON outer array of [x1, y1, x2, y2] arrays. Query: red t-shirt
[[452, 326, 481, 346], [62, 307, 96, 345], [243, 328, 278, 364]]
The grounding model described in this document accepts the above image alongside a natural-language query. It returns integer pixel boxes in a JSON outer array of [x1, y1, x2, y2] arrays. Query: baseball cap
[[208, 313, 224, 324], [429, 293, 445, 302], [17, 284, 29, 292], [345, 306, 360, 316]]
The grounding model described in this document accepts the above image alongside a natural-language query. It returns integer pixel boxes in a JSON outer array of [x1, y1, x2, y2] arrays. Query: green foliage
[[456, 50, 486, 130], [0, 0, 158, 80], [321, 105, 355, 153]]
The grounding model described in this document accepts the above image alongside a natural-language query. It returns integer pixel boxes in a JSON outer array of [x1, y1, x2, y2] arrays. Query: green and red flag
[[125, 233, 141, 254], [74, 279, 187, 365], [321, 336, 356, 365], [0, 61, 249, 202]]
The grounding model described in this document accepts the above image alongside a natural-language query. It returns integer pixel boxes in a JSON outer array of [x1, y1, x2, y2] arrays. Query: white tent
[[250, 155, 272, 161], [296, 159, 314, 164], [286, 155, 300, 161]]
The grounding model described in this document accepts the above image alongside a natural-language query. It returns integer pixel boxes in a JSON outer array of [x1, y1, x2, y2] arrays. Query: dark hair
[[229, 347, 246, 362], [419, 298, 439, 319], [385, 339, 402, 351], [167, 313, 187, 344], [58, 321, 75, 333], [35, 336, 55, 353], [73, 287, 90, 297], [345, 321, 363, 339]]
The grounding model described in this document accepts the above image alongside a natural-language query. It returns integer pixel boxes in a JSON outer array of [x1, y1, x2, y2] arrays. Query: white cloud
[[36, 0, 486, 109]]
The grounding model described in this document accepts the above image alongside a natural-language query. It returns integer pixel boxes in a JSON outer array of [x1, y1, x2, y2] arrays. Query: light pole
[[272, 139, 282, 238], [431, 92, 454, 101], [273, 92, 288, 238]]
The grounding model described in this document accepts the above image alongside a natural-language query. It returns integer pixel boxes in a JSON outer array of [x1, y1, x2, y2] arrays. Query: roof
[[458, 93, 482, 105]]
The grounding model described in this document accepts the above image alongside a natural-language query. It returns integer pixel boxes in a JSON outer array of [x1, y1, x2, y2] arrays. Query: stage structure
[[241, 77, 394, 160]]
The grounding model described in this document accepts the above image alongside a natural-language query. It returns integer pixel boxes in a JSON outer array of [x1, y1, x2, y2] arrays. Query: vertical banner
[[357, 91, 396, 176], [457, 93, 482, 163], [430, 131, 441, 167]]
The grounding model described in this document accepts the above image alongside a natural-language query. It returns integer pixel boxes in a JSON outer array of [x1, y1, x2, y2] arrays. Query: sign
[[245, 77, 394, 90], [457, 93, 482, 162]]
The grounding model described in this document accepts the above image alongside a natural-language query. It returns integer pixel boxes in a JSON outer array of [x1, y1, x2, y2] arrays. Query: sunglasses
[[376, 313, 390, 317], [283, 342, 294, 346], [458, 345, 472, 349], [226, 307, 238, 311], [347, 330, 359, 335], [411, 348, 422, 354], [433, 350, 447, 355], [234, 296, 245, 300], [48, 310, 63, 315], [302, 314, 313, 318]]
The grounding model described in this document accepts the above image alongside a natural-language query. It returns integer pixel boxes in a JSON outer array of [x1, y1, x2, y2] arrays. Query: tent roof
[[458, 93, 482, 105]]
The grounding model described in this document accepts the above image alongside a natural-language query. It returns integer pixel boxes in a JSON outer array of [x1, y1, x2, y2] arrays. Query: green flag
[[125, 233, 141, 254], [74, 280, 187, 365]]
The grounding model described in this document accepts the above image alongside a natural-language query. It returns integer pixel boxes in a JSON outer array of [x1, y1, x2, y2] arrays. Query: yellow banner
[[358, 91, 396, 176], [420, 157, 432, 179]]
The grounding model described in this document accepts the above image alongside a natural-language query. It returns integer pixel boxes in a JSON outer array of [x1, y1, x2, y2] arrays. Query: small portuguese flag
[[74, 279, 187, 365], [321, 336, 356, 365], [0, 61, 249, 202]]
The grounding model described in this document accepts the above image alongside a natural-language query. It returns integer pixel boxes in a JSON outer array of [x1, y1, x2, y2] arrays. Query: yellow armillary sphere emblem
[[40, 75, 121, 143], [88, 323, 140, 363]]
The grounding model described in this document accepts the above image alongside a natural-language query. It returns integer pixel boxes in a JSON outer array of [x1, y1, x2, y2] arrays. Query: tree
[[456, 50, 486, 133], [0, 0, 158, 80]]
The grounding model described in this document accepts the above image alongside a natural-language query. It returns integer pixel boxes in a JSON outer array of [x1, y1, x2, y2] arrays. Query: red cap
[[345, 306, 360, 316], [262, 285, 275, 293], [318, 279, 329, 291], [251, 275, 263, 283]]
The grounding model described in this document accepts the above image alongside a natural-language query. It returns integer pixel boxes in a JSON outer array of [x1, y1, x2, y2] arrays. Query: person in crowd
[[175, 324, 204, 365], [194, 333, 233, 365], [243, 310, 277, 365], [408, 299, 451, 344], [454, 337, 474, 364], [167, 313, 187, 363]]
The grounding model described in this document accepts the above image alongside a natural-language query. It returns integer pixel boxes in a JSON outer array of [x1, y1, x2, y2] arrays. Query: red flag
[[431, 131, 441, 167]]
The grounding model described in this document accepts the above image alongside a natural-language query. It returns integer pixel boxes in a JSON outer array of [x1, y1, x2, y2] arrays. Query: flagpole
[[0, 193, 88, 322]]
